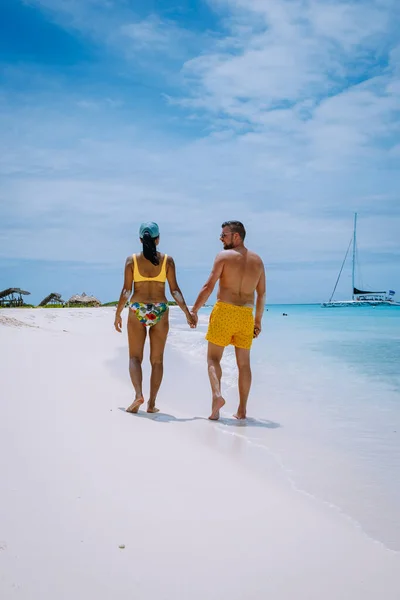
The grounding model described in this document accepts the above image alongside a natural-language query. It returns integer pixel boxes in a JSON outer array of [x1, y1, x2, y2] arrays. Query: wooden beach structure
[[38, 293, 65, 307], [0, 288, 31, 307], [67, 292, 101, 307]]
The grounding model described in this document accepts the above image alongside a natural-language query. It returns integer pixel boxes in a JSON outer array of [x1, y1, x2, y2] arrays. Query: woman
[[114, 221, 194, 413]]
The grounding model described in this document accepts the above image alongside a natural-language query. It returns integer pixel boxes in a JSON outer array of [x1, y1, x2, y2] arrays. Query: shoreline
[[167, 306, 400, 552]]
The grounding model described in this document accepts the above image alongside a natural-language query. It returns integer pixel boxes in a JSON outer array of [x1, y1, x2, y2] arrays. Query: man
[[191, 221, 266, 420]]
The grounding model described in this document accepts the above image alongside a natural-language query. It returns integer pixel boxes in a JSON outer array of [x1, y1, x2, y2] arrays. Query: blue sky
[[1, 0, 399, 305]]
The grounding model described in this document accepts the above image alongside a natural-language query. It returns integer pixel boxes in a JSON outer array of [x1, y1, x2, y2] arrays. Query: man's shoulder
[[222, 248, 244, 256], [215, 249, 242, 265], [247, 249, 263, 262], [215, 250, 231, 261]]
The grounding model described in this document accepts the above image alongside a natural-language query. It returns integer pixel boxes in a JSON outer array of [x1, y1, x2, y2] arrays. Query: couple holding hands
[[114, 220, 266, 421]]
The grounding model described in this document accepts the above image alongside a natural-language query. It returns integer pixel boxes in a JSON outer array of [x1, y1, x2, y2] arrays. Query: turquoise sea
[[167, 304, 400, 551]]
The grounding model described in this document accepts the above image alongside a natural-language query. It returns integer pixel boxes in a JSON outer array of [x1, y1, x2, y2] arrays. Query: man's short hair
[[222, 221, 246, 240]]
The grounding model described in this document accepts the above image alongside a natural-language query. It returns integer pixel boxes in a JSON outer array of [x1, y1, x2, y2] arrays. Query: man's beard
[[223, 242, 234, 250]]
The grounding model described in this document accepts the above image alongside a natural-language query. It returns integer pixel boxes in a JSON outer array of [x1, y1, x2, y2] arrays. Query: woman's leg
[[147, 311, 169, 412], [126, 310, 147, 413]]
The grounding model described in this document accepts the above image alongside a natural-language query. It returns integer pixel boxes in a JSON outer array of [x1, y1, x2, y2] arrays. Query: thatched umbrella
[[0, 288, 31, 307], [67, 292, 101, 307], [38, 293, 64, 307]]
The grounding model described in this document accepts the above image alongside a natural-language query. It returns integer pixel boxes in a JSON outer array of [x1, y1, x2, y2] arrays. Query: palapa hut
[[67, 292, 101, 307], [0, 288, 31, 307], [38, 293, 65, 307]]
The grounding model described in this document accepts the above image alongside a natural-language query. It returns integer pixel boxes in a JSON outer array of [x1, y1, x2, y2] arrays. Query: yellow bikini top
[[132, 253, 168, 283]]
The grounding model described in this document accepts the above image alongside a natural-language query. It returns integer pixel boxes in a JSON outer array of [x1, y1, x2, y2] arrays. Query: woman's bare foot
[[126, 396, 144, 413], [233, 410, 247, 420], [209, 395, 225, 420], [147, 401, 160, 413]]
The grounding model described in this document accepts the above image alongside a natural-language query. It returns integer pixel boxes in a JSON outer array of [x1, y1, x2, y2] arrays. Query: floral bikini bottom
[[129, 302, 168, 326]]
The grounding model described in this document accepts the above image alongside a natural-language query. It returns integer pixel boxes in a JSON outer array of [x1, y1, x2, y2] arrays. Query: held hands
[[186, 311, 197, 328], [114, 314, 122, 333]]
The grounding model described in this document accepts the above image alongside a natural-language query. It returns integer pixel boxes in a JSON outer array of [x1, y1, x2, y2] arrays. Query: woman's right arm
[[166, 256, 195, 327], [114, 256, 133, 332]]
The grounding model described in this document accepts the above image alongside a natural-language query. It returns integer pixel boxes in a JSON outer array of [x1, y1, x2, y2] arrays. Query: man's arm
[[166, 256, 195, 327], [192, 254, 225, 315], [254, 263, 266, 337], [114, 256, 133, 332]]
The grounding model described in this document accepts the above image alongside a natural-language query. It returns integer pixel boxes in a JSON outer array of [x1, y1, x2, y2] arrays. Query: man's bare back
[[216, 247, 264, 308]]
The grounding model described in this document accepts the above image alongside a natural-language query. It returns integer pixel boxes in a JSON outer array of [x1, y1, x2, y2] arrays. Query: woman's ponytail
[[142, 232, 159, 266]]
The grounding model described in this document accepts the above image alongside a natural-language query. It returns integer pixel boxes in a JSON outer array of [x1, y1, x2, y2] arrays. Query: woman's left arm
[[166, 256, 195, 327], [114, 256, 133, 332]]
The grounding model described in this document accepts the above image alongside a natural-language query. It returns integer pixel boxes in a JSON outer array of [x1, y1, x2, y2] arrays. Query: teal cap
[[139, 222, 160, 238]]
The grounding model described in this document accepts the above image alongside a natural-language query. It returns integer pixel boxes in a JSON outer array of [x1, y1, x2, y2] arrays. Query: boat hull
[[321, 300, 400, 308]]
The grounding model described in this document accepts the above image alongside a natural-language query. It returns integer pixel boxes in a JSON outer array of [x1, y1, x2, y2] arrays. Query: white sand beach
[[1, 307, 400, 600]]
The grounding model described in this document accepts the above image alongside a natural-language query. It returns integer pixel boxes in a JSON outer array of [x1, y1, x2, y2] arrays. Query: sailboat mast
[[352, 212, 357, 300]]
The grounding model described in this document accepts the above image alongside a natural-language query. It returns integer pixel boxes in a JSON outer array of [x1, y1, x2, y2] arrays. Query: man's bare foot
[[233, 411, 247, 420], [209, 395, 225, 420], [126, 397, 144, 413], [147, 402, 160, 413]]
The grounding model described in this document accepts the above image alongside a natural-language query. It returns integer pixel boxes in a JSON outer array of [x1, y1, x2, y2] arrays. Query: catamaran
[[322, 213, 399, 308]]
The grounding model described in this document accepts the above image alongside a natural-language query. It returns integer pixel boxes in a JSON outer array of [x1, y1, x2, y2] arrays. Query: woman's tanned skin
[[115, 237, 194, 413]]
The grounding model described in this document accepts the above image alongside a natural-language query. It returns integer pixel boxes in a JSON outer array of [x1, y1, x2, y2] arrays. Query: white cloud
[[121, 14, 188, 51], [173, 0, 400, 183], [182, 0, 397, 119]]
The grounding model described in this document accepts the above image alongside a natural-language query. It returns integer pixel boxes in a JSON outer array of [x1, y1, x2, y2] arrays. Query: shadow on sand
[[118, 408, 280, 428], [217, 416, 281, 429], [118, 408, 202, 423]]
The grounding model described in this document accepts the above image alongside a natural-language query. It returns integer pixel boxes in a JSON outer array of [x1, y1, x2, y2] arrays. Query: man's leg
[[126, 311, 147, 413], [234, 347, 252, 419], [148, 312, 169, 413], [207, 342, 226, 420]]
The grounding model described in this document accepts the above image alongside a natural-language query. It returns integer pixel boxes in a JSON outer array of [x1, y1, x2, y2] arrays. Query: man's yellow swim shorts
[[206, 301, 255, 350]]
